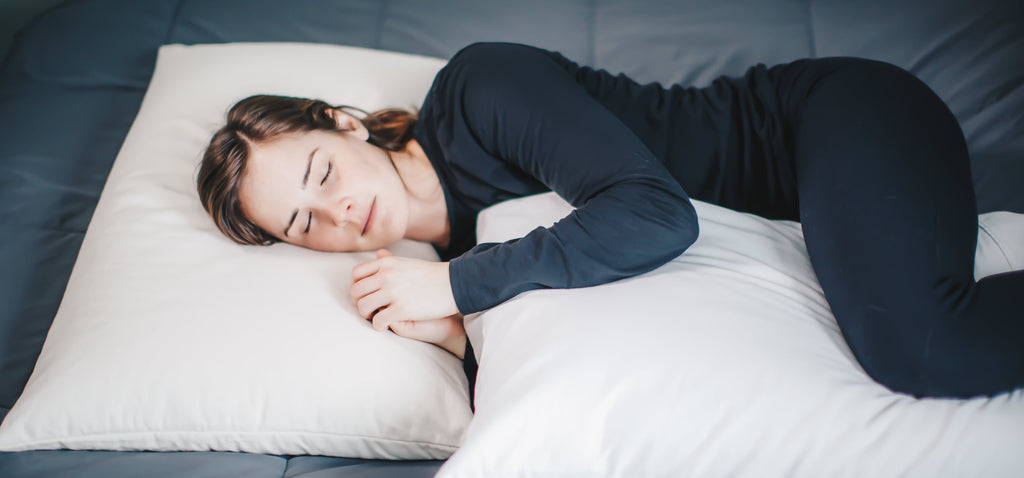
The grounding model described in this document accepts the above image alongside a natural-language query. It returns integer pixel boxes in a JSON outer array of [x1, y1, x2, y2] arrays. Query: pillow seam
[[3, 429, 461, 451]]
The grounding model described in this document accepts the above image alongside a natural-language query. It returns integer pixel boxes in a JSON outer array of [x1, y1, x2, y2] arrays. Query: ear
[[328, 107, 370, 141]]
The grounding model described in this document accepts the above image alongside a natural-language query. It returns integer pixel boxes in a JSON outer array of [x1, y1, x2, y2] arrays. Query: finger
[[349, 274, 381, 302], [351, 258, 382, 283], [372, 307, 399, 332], [357, 290, 391, 320], [376, 249, 394, 259], [388, 320, 415, 336], [389, 320, 431, 342]]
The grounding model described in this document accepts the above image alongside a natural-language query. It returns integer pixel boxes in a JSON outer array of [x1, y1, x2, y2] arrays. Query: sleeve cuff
[[449, 256, 476, 314]]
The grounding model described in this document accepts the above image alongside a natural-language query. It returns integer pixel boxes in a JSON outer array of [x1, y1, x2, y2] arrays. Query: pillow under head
[[0, 42, 471, 459]]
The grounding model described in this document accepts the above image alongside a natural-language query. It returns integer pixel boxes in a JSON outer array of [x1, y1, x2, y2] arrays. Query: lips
[[361, 197, 376, 236]]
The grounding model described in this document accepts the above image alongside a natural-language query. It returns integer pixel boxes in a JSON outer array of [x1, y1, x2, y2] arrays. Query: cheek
[[385, 194, 410, 232], [327, 226, 361, 250]]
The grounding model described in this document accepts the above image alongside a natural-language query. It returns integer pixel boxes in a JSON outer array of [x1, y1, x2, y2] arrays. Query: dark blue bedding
[[1, 0, 1021, 476]]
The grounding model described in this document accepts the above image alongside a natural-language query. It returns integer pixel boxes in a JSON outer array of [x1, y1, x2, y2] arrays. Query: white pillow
[[438, 192, 1024, 477], [0, 43, 473, 459]]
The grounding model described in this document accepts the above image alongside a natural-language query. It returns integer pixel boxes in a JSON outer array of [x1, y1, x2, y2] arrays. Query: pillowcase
[[438, 192, 1024, 477], [0, 42, 472, 459]]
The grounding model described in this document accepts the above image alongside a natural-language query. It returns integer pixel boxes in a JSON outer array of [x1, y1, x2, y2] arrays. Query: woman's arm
[[440, 42, 700, 314], [350, 42, 699, 326]]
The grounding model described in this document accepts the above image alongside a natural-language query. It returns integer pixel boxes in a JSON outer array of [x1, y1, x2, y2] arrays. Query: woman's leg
[[790, 57, 1024, 398]]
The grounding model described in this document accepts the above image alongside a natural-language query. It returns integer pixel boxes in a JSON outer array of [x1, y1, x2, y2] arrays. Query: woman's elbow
[[660, 198, 699, 259], [678, 199, 700, 249]]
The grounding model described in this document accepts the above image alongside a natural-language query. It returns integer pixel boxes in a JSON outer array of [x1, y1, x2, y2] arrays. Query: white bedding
[[439, 191, 1024, 478]]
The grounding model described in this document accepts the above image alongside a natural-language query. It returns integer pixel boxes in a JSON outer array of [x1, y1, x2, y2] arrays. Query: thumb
[[376, 249, 394, 259], [372, 307, 396, 332], [389, 320, 428, 342], [389, 320, 414, 335]]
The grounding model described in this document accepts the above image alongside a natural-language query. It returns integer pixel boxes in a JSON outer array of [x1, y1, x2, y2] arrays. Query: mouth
[[362, 197, 376, 236]]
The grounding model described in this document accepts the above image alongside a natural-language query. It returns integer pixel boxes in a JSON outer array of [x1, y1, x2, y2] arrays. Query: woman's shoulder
[[440, 42, 571, 86], [449, 41, 553, 65]]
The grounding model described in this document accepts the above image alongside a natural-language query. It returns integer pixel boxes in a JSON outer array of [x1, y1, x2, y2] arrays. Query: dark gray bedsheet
[[1, 0, 1021, 476], [0, 451, 444, 478]]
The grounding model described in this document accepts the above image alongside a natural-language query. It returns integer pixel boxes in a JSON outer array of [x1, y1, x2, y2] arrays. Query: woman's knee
[[812, 56, 919, 88], [814, 57, 957, 124], [793, 54, 968, 179]]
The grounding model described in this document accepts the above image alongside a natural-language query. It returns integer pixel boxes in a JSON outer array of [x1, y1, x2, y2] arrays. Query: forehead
[[237, 132, 315, 234], [249, 132, 313, 168]]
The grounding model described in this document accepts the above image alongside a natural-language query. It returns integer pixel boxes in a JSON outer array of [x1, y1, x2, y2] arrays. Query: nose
[[327, 196, 356, 226]]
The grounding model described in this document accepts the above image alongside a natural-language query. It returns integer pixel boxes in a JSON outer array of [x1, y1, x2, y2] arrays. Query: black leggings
[[720, 57, 1024, 398]]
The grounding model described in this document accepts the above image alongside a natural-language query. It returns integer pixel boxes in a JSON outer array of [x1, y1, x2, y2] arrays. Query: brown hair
[[197, 94, 418, 245]]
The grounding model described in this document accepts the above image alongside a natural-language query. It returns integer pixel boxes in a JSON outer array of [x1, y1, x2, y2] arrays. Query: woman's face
[[237, 128, 410, 252]]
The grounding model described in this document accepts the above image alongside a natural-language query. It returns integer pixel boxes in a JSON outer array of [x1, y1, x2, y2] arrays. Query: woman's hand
[[350, 249, 460, 331], [389, 315, 467, 359]]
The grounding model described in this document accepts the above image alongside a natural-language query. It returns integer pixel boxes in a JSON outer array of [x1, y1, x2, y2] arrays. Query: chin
[[298, 239, 358, 253], [371, 237, 403, 251], [306, 244, 346, 253]]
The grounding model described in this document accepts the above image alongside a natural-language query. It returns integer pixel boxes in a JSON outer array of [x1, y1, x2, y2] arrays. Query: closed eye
[[304, 211, 312, 234], [320, 162, 332, 186]]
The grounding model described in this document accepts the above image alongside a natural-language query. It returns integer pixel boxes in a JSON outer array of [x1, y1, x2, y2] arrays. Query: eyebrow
[[283, 147, 318, 237]]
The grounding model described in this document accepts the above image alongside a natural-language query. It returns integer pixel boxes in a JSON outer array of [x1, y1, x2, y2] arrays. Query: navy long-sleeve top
[[413, 42, 809, 402], [414, 42, 701, 315]]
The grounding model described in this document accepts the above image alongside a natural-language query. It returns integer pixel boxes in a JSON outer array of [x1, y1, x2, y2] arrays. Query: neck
[[391, 139, 450, 249]]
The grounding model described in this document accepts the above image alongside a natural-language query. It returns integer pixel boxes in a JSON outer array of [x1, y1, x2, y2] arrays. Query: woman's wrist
[[439, 332, 467, 360]]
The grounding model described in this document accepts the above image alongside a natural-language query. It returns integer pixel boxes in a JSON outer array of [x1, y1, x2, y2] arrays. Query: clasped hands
[[350, 249, 466, 358]]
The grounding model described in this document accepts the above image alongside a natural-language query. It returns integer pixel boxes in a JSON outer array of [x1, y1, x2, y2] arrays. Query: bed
[[1, 1, 1022, 477]]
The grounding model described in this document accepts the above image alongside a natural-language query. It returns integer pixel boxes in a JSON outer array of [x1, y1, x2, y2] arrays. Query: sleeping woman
[[197, 42, 1023, 401]]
